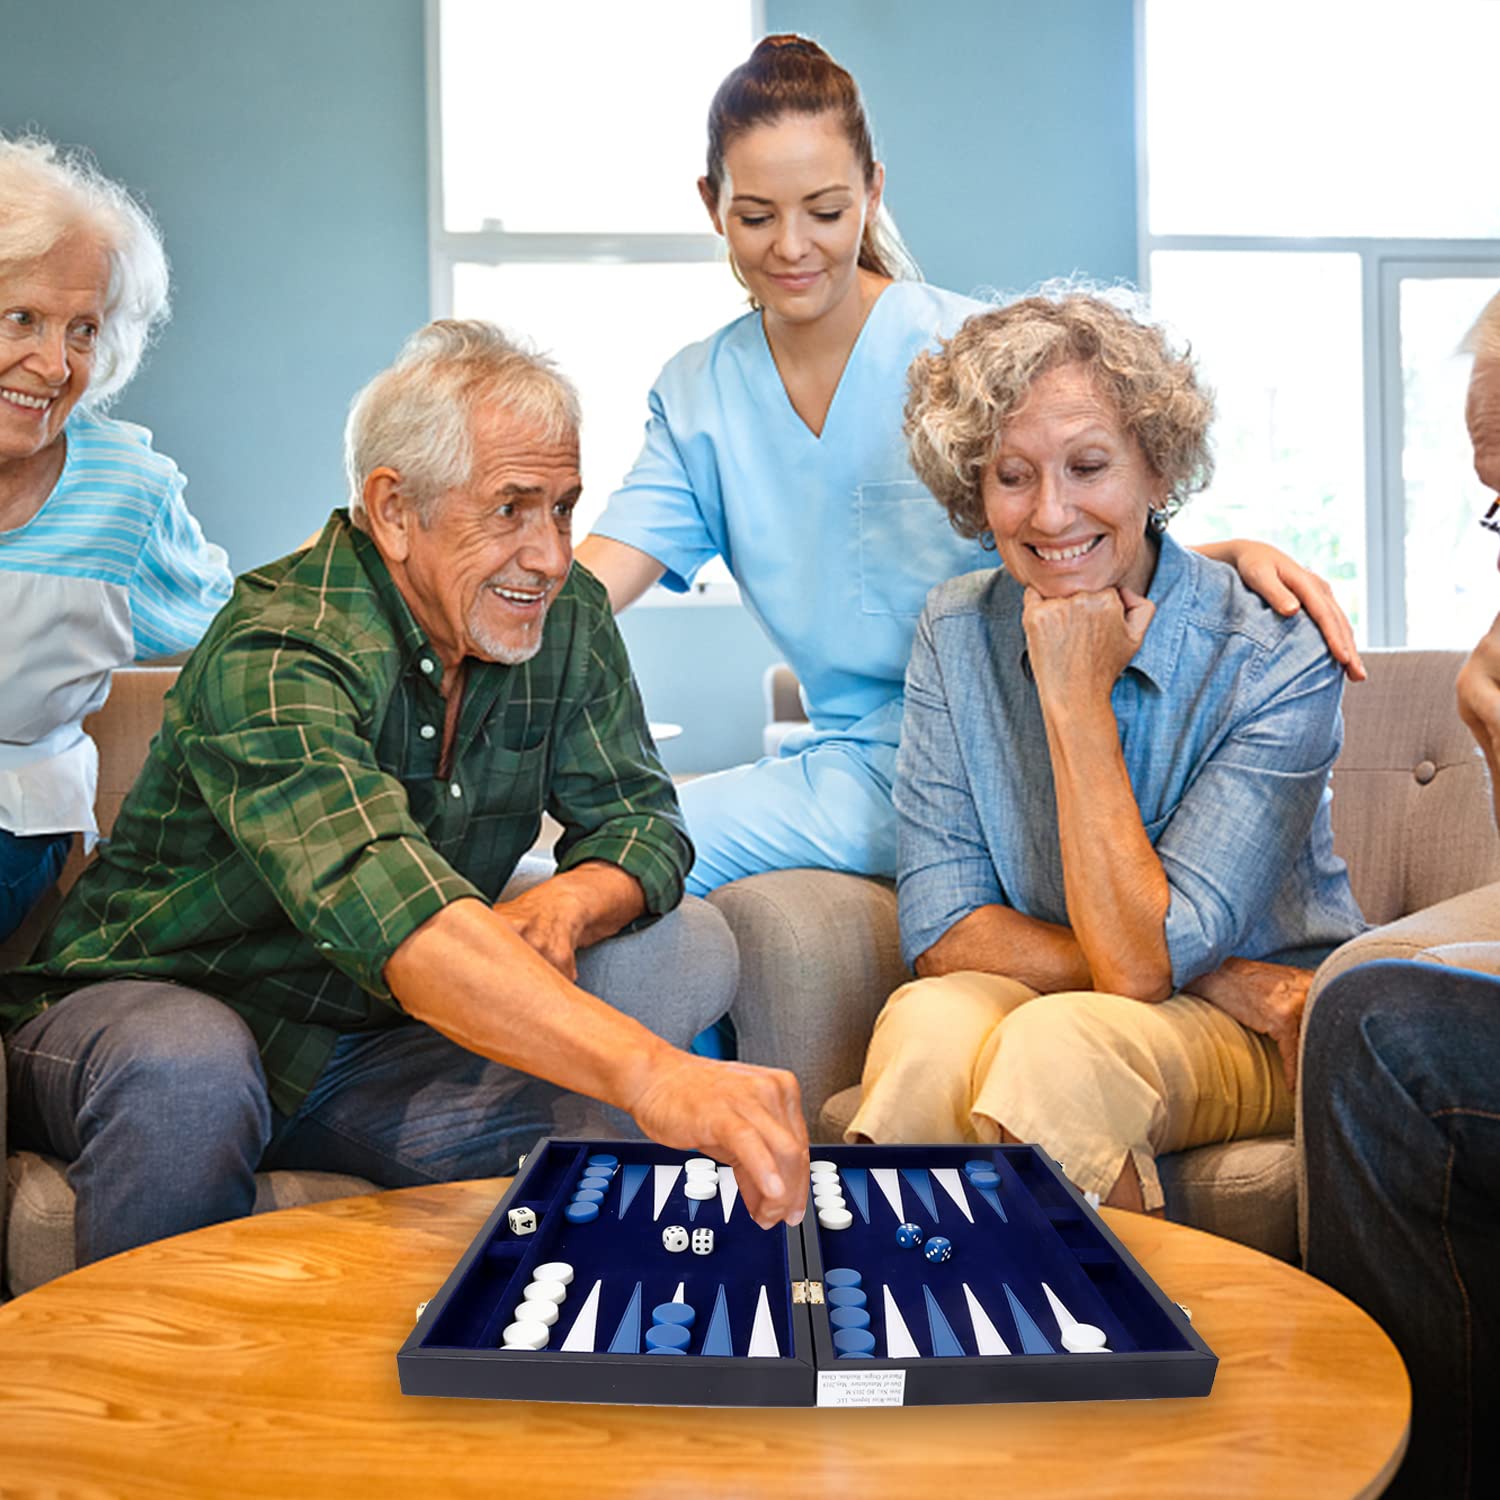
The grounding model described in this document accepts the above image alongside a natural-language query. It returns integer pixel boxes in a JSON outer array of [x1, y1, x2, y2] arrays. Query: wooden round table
[[0, 1179, 1408, 1498]]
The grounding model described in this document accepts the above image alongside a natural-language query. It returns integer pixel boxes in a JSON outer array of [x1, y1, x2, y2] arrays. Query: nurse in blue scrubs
[[576, 34, 1361, 897]]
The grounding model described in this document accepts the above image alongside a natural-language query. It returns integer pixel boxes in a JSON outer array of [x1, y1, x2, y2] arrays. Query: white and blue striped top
[[0, 408, 232, 836]]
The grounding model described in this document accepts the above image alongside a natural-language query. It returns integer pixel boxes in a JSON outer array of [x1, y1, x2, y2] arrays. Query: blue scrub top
[[591, 281, 993, 744]]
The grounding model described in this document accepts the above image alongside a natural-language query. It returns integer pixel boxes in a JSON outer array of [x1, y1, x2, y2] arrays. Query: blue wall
[[0, 0, 429, 572], [3, 0, 1135, 773], [768, 0, 1138, 297]]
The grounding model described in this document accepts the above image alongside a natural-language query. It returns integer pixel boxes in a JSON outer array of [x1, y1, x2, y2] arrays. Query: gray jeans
[[5, 896, 737, 1266]]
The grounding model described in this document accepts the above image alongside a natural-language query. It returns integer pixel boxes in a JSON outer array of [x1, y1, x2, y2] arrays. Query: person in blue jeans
[[1301, 289, 1500, 1500]]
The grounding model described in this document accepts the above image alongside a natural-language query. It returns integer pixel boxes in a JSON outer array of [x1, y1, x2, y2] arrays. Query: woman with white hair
[[0, 135, 232, 941]]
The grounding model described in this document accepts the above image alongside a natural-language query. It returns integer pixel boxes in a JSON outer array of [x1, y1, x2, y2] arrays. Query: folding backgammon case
[[397, 1139, 1216, 1407]]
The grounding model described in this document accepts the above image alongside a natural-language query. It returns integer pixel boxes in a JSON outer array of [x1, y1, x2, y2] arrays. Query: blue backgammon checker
[[397, 1140, 1216, 1408]]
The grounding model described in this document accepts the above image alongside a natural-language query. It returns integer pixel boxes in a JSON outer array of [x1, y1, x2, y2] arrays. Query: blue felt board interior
[[418, 1141, 798, 1361], [801, 1144, 1193, 1362]]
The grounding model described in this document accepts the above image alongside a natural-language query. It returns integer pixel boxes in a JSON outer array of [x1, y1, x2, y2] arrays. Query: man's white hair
[[344, 320, 581, 527], [0, 134, 170, 408]]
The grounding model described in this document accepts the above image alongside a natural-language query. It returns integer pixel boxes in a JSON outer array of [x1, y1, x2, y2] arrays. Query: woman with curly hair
[[847, 290, 1366, 1212]]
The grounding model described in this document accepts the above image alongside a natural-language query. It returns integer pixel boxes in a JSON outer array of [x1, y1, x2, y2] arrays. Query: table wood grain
[[0, 1179, 1408, 1499]]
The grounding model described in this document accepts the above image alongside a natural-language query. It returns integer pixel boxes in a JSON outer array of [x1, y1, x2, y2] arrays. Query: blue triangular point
[[702, 1284, 734, 1357], [923, 1285, 966, 1357], [616, 1163, 648, 1219], [901, 1168, 940, 1221], [688, 1197, 701, 1222], [978, 1185, 1008, 1223], [607, 1281, 643, 1354], [842, 1167, 871, 1224], [1004, 1283, 1054, 1354]]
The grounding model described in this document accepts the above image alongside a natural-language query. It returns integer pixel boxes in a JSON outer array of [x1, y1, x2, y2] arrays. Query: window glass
[[1400, 277, 1500, 646], [441, 0, 753, 234], [1150, 250, 1368, 633], [1146, 0, 1500, 239]]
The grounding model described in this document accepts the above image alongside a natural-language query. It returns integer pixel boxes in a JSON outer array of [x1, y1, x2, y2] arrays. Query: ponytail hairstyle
[[704, 34, 921, 285]]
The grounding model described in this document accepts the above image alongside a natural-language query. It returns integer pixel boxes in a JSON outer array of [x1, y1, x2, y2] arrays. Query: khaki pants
[[847, 971, 1291, 1211]]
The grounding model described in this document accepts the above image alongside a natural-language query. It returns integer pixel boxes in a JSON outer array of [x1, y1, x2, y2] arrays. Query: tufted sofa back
[[1331, 649, 1500, 926]]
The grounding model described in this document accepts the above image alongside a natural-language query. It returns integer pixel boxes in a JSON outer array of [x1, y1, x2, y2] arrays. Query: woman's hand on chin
[[1022, 584, 1156, 707]]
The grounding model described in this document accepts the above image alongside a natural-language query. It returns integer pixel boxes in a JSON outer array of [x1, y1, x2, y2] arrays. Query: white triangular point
[[1041, 1282, 1076, 1336], [559, 1278, 602, 1352], [962, 1282, 1010, 1356], [719, 1165, 739, 1223], [748, 1285, 780, 1357], [871, 1167, 904, 1222], [882, 1284, 920, 1359], [653, 1163, 682, 1220], [672, 1282, 686, 1304], [932, 1168, 975, 1223]]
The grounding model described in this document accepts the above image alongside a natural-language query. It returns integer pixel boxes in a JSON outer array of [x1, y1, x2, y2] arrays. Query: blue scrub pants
[[680, 734, 899, 897]]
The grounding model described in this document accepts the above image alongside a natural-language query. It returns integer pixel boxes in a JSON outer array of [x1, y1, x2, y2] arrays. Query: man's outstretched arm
[[386, 897, 809, 1230]]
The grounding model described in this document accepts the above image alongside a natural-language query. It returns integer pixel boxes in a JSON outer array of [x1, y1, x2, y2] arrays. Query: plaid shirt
[[3, 512, 692, 1114]]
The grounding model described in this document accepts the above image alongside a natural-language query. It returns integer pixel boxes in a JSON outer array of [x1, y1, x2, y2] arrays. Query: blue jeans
[[4, 897, 737, 1266], [0, 828, 71, 941], [1301, 960, 1500, 1500]]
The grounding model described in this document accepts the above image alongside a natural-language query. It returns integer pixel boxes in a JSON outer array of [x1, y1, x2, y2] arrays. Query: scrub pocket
[[858, 479, 943, 617]]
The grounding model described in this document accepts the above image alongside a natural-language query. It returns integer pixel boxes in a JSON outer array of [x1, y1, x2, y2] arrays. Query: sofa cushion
[[1155, 1137, 1297, 1263], [4, 1150, 374, 1299]]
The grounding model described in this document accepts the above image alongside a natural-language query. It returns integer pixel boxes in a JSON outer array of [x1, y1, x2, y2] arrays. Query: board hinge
[[791, 1280, 824, 1304]]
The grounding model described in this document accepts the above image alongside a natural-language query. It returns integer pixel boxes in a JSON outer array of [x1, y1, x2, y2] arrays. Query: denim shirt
[[894, 532, 1367, 985]]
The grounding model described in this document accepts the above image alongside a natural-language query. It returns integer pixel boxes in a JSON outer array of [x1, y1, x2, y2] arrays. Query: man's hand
[[1189, 957, 1313, 1092], [493, 862, 646, 981], [621, 1050, 809, 1230], [1196, 540, 1365, 683], [493, 883, 587, 979], [1023, 585, 1154, 708]]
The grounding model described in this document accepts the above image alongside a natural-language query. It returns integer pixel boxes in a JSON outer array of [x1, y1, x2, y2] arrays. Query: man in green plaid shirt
[[3, 322, 808, 1266]]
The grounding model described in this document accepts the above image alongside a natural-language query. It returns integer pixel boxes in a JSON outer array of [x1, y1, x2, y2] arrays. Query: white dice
[[662, 1224, 690, 1253], [507, 1206, 537, 1236], [691, 1228, 714, 1256]]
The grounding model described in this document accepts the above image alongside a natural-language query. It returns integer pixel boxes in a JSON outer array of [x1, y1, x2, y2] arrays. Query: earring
[[1148, 504, 1170, 532]]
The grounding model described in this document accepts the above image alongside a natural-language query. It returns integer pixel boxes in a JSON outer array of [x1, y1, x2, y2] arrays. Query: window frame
[[1133, 0, 1500, 647]]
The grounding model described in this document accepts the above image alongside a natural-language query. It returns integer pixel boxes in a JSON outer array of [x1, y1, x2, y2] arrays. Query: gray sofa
[[709, 650, 1500, 1262]]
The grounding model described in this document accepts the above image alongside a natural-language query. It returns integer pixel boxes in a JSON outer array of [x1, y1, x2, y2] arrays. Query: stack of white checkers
[[501, 1261, 575, 1350], [811, 1160, 852, 1230], [683, 1157, 719, 1200]]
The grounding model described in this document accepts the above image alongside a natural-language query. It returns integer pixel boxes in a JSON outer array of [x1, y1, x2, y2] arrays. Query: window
[[429, 0, 756, 592], [1139, 0, 1500, 646]]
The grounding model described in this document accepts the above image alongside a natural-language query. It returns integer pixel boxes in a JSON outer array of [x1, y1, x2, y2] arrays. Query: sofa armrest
[[1294, 878, 1500, 1259], [708, 870, 909, 1136], [1307, 879, 1500, 1002]]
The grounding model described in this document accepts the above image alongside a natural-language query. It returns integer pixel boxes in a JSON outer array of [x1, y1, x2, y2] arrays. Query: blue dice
[[924, 1235, 953, 1264], [895, 1222, 924, 1249]]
